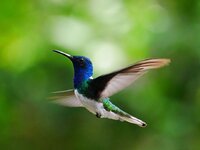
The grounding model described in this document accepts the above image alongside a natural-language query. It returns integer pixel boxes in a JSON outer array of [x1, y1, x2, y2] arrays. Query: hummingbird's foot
[[96, 112, 101, 118]]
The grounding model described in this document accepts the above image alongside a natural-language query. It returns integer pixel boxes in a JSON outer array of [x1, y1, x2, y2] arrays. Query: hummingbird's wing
[[49, 89, 83, 107], [90, 59, 170, 98]]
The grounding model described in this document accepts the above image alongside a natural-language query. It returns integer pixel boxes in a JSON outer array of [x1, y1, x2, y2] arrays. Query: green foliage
[[1, 0, 200, 149]]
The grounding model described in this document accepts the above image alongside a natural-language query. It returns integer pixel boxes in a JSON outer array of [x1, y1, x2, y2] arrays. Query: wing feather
[[90, 58, 170, 98], [49, 89, 83, 107]]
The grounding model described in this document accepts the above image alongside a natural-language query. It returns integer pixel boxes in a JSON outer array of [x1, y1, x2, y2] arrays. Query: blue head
[[53, 50, 93, 88]]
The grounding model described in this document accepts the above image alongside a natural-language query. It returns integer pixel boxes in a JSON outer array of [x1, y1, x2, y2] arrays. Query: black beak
[[53, 50, 73, 60]]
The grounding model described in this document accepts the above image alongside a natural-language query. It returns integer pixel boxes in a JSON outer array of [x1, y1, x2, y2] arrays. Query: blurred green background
[[1, 0, 200, 150]]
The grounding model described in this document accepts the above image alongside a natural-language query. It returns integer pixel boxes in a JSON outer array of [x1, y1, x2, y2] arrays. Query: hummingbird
[[51, 50, 170, 127]]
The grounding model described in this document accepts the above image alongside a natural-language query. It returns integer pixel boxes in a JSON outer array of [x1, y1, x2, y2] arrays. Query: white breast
[[74, 89, 102, 115], [74, 90, 120, 120]]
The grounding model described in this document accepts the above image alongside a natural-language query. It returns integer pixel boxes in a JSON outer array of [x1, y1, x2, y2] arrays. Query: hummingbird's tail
[[102, 99, 147, 127], [119, 114, 147, 127]]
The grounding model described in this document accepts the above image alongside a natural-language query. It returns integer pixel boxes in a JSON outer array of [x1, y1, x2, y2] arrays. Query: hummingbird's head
[[53, 50, 93, 87]]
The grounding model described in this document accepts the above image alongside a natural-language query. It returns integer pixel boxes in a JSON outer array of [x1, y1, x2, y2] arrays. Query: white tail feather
[[120, 116, 147, 127]]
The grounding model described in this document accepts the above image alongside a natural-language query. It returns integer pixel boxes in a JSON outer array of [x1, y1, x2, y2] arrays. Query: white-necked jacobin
[[51, 50, 170, 127]]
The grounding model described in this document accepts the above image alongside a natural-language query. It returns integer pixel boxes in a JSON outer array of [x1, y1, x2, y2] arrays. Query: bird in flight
[[51, 50, 170, 127]]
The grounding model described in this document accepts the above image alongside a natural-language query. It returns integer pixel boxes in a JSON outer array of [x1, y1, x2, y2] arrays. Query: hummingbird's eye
[[79, 58, 85, 67]]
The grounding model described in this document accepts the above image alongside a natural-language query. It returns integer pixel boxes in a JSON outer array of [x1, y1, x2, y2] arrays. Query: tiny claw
[[96, 112, 101, 118]]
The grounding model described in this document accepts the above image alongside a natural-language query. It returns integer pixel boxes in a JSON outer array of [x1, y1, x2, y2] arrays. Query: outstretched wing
[[49, 89, 83, 107], [90, 58, 170, 98]]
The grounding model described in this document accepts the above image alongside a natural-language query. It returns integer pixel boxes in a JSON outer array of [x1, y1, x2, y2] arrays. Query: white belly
[[74, 90, 120, 120], [74, 90, 102, 115]]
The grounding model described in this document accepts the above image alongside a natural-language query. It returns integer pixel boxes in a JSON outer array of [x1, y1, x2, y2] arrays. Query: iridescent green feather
[[77, 80, 89, 96], [102, 98, 131, 118]]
